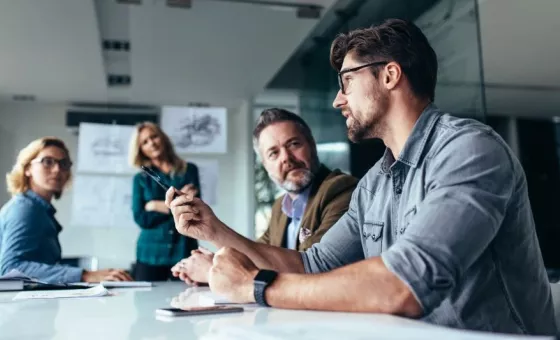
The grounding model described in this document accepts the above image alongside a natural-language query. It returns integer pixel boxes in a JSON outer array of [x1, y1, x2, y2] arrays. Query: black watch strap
[[253, 269, 278, 307]]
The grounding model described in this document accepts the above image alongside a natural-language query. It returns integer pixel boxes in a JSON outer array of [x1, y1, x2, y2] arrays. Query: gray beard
[[275, 169, 314, 194]]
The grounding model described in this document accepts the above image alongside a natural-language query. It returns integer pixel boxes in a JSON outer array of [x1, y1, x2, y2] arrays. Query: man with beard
[[164, 18, 556, 335], [170, 108, 357, 285]]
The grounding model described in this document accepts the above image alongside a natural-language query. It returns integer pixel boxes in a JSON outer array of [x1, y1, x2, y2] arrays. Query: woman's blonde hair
[[129, 122, 186, 173], [6, 137, 72, 197]]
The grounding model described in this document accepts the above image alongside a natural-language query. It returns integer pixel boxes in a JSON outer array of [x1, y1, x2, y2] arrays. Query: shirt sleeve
[[381, 130, 515, 314], [301, 187, 365, 273], [0, 205, 83, 284], [131, 173, 170, 229]]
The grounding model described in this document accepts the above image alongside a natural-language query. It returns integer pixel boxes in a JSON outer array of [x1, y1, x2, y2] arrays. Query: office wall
[[0, 101, 254, 269]]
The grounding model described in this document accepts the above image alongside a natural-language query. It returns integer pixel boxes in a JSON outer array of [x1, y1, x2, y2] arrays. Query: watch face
[[254, 270, 277, 284]]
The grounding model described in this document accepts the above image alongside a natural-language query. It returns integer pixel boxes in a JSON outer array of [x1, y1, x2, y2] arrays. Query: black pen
[[140, 166, 171, 192]]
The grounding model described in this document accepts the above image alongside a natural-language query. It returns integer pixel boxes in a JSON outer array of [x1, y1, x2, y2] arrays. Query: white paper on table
[[188, 158, 219, 205], [77, 123, 136, 174], [70, 174, 135, 228], [161, 106, 227, 154], [12, 284, 110, 301]]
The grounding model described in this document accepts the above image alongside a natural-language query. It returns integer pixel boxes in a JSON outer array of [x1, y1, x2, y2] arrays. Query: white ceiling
[[0, 0, 335, 108], [0, 1, 107, 104]]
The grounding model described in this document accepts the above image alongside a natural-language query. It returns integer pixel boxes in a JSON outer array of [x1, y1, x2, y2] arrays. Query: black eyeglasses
[[337, 61, 388, 95], [31, 157, 73, 171]]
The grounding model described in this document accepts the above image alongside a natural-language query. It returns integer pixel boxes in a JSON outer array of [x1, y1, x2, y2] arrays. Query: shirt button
[[169, 230, 174, 235], [167, 244, 172, 249]]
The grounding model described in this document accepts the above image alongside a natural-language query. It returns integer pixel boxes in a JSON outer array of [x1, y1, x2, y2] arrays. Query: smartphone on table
[[155, 306, 244, 317]]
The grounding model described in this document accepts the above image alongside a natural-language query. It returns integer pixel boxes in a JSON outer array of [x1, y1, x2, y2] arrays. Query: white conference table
[[0, 282, 553, 340]]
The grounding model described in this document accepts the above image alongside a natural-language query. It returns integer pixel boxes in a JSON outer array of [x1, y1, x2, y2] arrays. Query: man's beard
[[347, 89, 389, 142], [279, 169, 314, 194], [271, 165, 316, 194]]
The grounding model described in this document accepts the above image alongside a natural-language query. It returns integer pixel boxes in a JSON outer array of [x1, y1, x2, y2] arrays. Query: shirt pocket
[[398, 206, 417, 236], [363, 222, 384, 257]]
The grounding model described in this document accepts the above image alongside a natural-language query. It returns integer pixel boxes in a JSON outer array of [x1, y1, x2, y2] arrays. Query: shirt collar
[[24, 190, 56, 216], [380, 103, 441, 173], [281, 185, 311, 220]]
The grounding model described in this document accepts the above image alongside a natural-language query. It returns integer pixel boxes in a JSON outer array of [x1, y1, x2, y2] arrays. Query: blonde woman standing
[[129, 122, 200, 281]]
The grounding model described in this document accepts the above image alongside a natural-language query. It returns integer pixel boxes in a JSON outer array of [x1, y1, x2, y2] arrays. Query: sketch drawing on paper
[[174, 114, 221, 148], [77, 123, 136, 174], [71, 175, 136, 228], [91, 137, 125, 156], [161, 106, 227, 154]]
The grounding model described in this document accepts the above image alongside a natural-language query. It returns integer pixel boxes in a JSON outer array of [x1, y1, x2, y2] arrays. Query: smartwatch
[[253, 269, 278, 307]]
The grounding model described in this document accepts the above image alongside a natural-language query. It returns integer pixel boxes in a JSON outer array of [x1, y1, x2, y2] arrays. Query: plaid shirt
[[131, 163, 200, 266]]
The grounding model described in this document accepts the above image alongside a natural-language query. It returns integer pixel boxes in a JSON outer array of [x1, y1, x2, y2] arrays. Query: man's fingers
[[178, 212, 201, 224], [179, 273, 193, 285], [165, 187, 185, 206], [198, 246, 213, 255], [169, 194, 196, 209], [173, 205, 199, 215], [165, 187, 176, 206]]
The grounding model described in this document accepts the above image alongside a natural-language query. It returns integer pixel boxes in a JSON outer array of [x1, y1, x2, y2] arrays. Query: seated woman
[[0, 137, 132, 284], [129, 122, 200, 281]]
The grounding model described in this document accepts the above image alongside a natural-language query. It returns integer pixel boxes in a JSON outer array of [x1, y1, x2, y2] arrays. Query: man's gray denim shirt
[[301, 104, 557, 335]]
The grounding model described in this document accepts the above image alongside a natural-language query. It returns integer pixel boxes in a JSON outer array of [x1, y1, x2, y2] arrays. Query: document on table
[[12, 284, 110, 300]]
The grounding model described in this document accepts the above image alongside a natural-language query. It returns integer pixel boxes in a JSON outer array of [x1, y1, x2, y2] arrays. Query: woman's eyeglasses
[[30, 157, 73, 171]]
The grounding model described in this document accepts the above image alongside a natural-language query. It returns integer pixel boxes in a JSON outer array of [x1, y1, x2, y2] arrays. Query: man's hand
[[208, 247, 258, 304], [82, 269, 133, 283], [171, 247, 214, 285], [165, 187, 221, 241], [181, 184, 199, 198]]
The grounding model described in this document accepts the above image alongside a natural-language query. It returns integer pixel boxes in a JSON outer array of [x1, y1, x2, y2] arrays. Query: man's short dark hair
[[330, 18, 438, 101], [252, 108, 315, 154]]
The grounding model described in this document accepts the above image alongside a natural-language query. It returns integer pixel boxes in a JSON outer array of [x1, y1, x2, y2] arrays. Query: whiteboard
[[70, 174, 135, 228], [161, 106, 227, 154], [77, 123, 136, 174]]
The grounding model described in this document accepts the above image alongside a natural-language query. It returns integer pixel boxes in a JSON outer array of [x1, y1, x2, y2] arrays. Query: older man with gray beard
[[170, 108, 357, 285]]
